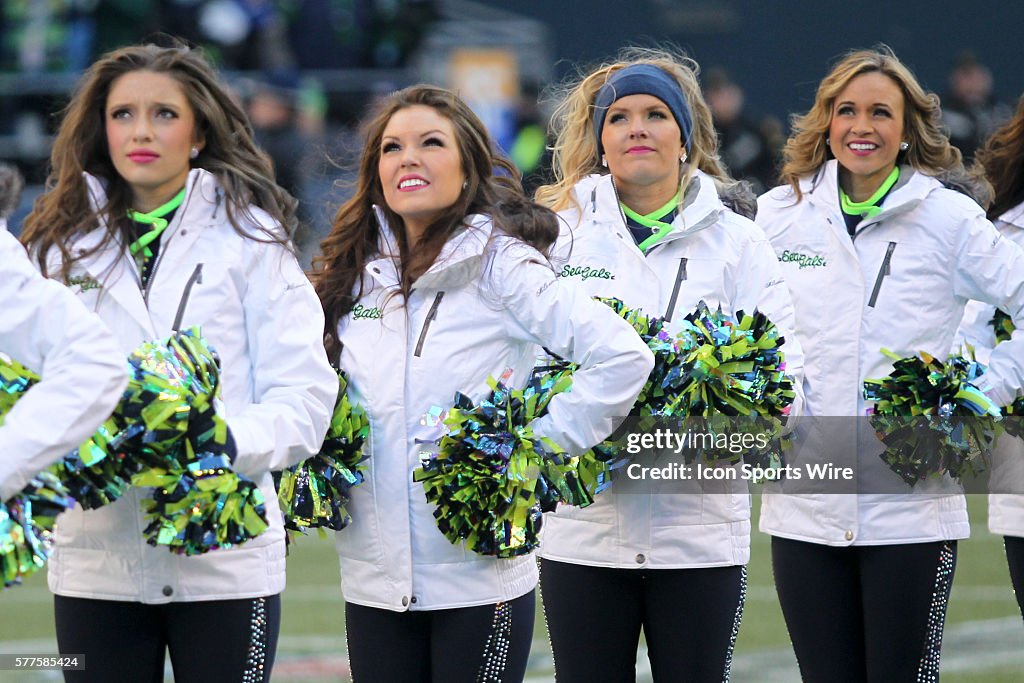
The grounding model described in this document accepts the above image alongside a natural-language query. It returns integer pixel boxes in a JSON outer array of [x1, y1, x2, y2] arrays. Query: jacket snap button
[[410, 596, 417, 604], [162, 585, 173, 597], [844, 530, 854, 541], [635, 554, 646, 564], [401, 596, 409, 607]]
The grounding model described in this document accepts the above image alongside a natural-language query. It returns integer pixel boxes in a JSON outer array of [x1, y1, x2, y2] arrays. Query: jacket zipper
[[867, 242, 896, 308], [663, 258, 688, 321], [171, 264, 204, 332], [141, 181, 201, 304], [413, 291, 445, 357]]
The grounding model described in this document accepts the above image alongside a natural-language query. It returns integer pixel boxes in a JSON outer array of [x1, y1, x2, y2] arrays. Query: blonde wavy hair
[[780, 46, 989, 204], [535, 46, 735, 213]]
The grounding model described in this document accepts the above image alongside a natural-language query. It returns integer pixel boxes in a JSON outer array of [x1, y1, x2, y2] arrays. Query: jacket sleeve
[[951, 211, 1024, 406], [487, 238, 654, 454], [0, 227, 128, 500], [228, 242, 338, 476], [731, 223, 806, 419]]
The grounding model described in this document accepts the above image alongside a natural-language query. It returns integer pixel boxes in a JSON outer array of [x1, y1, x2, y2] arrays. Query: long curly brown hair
[[21, 41, 297, 279], [780, 46, 990, 205], [974, 94, 1024, 221], [309, 85, 559, 361]]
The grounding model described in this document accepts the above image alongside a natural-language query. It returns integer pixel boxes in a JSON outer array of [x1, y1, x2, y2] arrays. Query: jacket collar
[[366, 208, 492, 291], [801, 160, 938, 230], [75, 168, 223, 334], [574, 171, 723, 247]]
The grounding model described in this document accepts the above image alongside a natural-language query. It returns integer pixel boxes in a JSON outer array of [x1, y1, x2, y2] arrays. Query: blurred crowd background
[[2, 0, 1023, 264]]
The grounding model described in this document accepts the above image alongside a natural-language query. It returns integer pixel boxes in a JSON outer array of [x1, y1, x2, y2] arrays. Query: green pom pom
[[1, 471, 74, 587], [863, 350, 1000, 485], [130, 328, 268, 555], [275, 368, 370, 533], [413, 371, 591, 558], [991, 308, 1015, 344], [567, 299, 794, 476], [1003, 396, 1024, 439]]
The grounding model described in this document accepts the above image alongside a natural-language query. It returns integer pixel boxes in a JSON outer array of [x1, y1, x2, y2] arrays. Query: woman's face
[[600, 93, 683, 204], [106, 70, 202, 212], [378, 105, 465, 242], [828, 71, 905, 200]]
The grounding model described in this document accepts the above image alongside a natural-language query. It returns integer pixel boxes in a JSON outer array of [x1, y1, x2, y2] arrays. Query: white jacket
[[953, 202, 1024, 538], [757, 160, 1024, 546], [334, 211, 653, 611], [537, 172, 805, 569], [0, 224, 127, 501], [43, 169, 337, 602]]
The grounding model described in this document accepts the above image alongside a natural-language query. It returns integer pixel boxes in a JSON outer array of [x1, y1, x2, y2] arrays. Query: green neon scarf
[[128, 188, 186, 259]]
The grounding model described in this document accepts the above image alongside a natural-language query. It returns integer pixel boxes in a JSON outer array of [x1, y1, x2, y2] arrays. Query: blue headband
[[592, 64, 693, 156]]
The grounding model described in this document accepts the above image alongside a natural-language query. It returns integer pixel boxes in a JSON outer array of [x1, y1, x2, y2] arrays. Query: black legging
[[344, 589, 535, 683], [540, 559, 746, 683], [1006, 535, 1024, 619], [771, 537, 957, 683], [54, 593, 280, 683]]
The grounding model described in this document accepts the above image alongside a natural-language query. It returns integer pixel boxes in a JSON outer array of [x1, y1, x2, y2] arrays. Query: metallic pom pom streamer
[[0, 356, 76, 586], [274, 369, 370, 533], [991, 308, 1014, 345], [413, 372, 590, 558], [127, 328, 269, 555], [1, 471, 74, 587], [1001, 396, 1024, 440], [1, 331, 268, 557], [0, 353, 39, 421], [863, 350, 1001, 485], [985, 310, 1024, 439], [558, 299, 794, 478]]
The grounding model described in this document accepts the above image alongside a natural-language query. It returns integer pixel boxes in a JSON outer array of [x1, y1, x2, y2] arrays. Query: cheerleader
[[532, 47, 804, 683], [757, 47, 1024, 681], [20, 43, 337, 682], [310, 84, 653, 682]]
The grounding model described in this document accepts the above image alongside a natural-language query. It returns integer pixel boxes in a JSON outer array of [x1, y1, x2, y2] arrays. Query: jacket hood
[[718, 179, 757, 220], [997, 202, 1024, 231]]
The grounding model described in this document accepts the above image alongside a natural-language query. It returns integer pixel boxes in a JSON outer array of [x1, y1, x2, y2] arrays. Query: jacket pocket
[[867, 242, 896, 308], [663, 258, 688, 321], [414, 291, 445, 357]]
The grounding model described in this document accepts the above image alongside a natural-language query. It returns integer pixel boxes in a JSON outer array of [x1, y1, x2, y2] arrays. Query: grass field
[[1, 495, 1022, 682]]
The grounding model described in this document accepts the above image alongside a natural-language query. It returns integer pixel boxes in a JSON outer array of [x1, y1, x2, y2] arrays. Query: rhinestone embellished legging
[[771, 538, 957, 683], [1005, 535, 1024, 619], [540, 559, 747, 682], [344, 589, 534, 682], [54, 593, 280, 683]]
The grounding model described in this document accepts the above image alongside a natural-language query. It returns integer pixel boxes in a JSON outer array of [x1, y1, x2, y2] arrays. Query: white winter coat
[[42, 169, 337, 602], [757, 161, 1024, 545], [0, 224, 127, 500], [537, 172, 805, 568], [333, 210, 654, 611], [954, 202, 1024, 538]]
